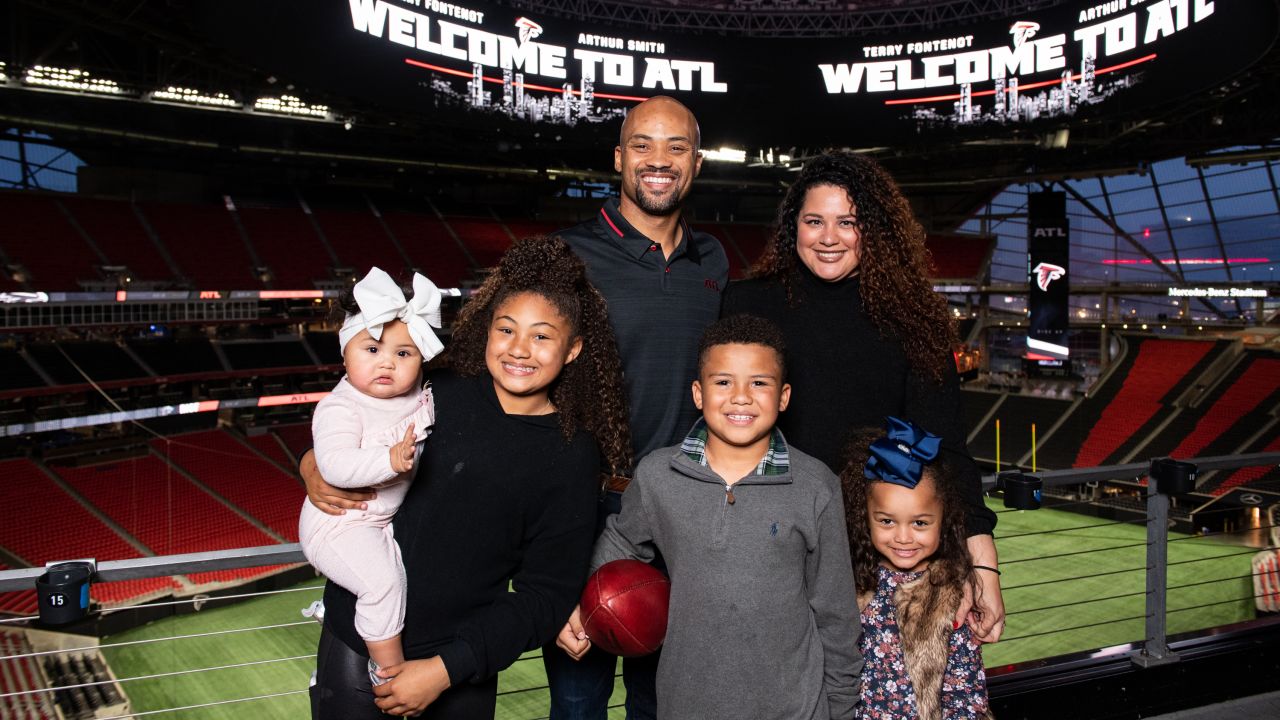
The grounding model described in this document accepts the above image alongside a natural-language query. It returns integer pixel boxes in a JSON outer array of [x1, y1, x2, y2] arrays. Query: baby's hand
[[390, 423, 416, 474]]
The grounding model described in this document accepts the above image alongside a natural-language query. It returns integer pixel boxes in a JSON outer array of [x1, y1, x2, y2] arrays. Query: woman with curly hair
[[303, 236, 632, 718], [721, 150, 1005, 643]]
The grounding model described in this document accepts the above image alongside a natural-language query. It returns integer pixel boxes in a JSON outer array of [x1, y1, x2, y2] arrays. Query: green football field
[[100, 499, 1261, 719]]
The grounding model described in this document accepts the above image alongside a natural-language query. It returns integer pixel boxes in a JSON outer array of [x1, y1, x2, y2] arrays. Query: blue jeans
[[543, 643, 659, 720], [544, 491, 661, 720]]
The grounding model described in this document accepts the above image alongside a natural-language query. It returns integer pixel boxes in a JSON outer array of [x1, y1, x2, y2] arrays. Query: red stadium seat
[[272, 424, 315, 461], [1167, 358, 1280, 462], [237, 206, 333, 289], [152, 431, 304, 542], [55, 456, 284, 586], [0, 459, 178, 607], [445, 217, 513, 269], [243, 430, 298, 472], [140, 201, 261, 288], [1073, 340, 1214, 468], [62, 196, 173, 284], [314, 208, 409, 279], [382, 212, 474, 289], [0, 192, 101, 290], [1212, 434, 1280, 496]]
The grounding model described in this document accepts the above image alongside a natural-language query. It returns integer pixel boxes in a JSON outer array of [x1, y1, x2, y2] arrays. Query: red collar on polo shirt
[[597, 198, 702, 264]]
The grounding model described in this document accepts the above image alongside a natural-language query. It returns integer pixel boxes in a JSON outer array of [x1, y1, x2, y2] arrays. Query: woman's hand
[[556, 605, 592, 660], [300, 449, 375, 516], [372, 657, 450, 716], [956, 534, 1005, 643]]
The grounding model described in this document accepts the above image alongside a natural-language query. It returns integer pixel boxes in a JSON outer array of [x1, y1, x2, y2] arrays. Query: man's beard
[[633, 183, 683, 216]]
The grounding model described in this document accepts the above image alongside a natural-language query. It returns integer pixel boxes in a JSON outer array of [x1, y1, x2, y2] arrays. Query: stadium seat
[[237, 206, 334, 289], [444, 217, 513, 269], [381, 212, 474, 289], [55, 456, 283, 586], [0, 459, 178, 606], [1167, 357, 1280, 462], [314, 207, 409, 278], [0, 192, 101, 290], [140, 200, 261, 288], [62, 196, 173, 284], [1073, 340, 1216, 468], [153, 431, 304, 541]]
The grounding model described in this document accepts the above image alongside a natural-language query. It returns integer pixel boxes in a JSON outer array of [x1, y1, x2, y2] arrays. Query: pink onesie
[[298, 377, 434, 643]]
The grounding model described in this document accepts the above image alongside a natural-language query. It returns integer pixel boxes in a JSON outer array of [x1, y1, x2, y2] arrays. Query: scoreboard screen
[[204, 0, 1277, 147]]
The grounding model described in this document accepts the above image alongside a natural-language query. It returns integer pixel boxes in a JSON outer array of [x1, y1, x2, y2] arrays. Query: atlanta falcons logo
[[515, 17, 543, 45], [1010, 20, 1040, 49], [1032, 262, 1066, 292]]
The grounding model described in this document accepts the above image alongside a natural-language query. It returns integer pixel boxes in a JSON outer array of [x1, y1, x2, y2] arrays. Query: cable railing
[[0, 451, 1276, 719]]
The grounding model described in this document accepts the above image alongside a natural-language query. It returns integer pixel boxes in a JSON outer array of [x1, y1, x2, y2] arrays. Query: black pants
[[311, 626, 498, 720]]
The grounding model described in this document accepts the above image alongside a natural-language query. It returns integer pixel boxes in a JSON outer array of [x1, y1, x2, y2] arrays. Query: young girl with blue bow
[[842, 417, 995, 720], [299, 267, 445, 685]]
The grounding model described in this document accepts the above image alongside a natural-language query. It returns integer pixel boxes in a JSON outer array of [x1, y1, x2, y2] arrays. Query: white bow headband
[[338, 267, 444, 362]]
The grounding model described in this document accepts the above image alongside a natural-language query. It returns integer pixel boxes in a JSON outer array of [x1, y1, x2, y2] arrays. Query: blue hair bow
[[864, 416, 942, 489]]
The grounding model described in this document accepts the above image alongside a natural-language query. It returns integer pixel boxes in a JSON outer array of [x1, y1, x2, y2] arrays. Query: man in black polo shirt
[[547, 96, 729, 720]]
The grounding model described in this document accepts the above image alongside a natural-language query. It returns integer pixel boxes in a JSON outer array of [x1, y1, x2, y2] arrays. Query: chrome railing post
[[1132, 476, 1178, 668]]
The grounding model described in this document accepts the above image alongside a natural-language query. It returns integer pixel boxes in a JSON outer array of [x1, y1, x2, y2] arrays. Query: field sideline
[[101, 499, 1259, 719]]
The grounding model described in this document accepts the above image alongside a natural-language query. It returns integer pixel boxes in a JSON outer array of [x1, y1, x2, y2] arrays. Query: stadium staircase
[[0, 630, 59, 719]]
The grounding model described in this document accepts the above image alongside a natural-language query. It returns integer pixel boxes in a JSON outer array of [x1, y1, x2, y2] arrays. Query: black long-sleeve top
[[721, 269, 997, 536], [322, 369, 601, 685]]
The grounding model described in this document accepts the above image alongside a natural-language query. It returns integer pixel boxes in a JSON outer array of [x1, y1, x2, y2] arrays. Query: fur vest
[[857, 570, 996, 720]]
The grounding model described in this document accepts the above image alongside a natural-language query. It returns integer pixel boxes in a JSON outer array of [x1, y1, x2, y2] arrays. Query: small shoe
[[368, 659, 390, 687], [302, 599, 325, 623], [309, 669, 317, 688]]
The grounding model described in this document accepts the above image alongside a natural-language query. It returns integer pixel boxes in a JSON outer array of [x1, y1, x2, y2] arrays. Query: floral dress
[[856, 565, 990, 719]]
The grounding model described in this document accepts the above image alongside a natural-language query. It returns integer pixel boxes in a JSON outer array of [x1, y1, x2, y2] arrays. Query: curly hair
[[438, 236, 633, 477], [840, 426, 975, 600], [697, 314, 787, 380], [752, 151, 957, 383]]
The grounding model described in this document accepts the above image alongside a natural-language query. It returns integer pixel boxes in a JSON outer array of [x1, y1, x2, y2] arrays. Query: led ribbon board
[[203, 1, 1277, 146]]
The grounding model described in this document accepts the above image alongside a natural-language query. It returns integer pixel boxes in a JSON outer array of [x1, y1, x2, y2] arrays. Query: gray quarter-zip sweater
[[592, 440, 863, 720]]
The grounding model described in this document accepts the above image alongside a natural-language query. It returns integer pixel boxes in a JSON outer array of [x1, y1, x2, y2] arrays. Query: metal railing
[[1, 451, 1277, 718]]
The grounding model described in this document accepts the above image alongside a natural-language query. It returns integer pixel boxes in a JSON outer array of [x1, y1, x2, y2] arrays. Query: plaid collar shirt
[[679, 418, 790, 477]]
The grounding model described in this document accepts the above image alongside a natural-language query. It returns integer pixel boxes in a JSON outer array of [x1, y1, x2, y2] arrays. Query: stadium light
[[254, 95, 331, 119], [150, 86, 241, 109], [24, 65, 123, 95], [702, 147, 747, 163]]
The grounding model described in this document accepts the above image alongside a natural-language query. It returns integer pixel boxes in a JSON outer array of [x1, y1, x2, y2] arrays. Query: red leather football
[[579, 559, 670, 657]]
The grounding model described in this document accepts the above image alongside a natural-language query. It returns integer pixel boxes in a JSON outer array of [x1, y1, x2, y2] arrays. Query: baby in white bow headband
[[299, 266, 444, 686]]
